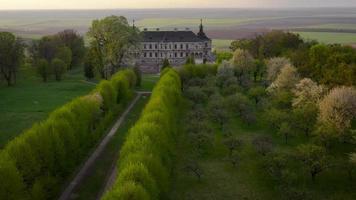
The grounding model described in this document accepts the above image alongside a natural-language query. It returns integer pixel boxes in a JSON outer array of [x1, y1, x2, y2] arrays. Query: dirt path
[[58, 94, 142, 200]]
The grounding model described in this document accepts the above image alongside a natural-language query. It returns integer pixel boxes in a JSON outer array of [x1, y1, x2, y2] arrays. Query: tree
[[185, 55, 195, 65], [51, 58, 66, 81], [0, 32, 24, 86], [161, 58, 171, 70], [278, 122, 293, 144], [207, 94, 229, 129], [216, 61, 235, 88], [267, 64, 299, 94], [30, 35, 61, 62], [318, 86, 356, 137], [266, 57, 292, 82], [88, 15, 141, 79], [348, 153, 356, 180], [297, 144, 328, 182], [57, 29, 85, 69], [83, 59, 95, 80], [252, 135, 273, 156], [292, 78, 325, 108], [37, 59, 51, 82], [223, 136, 243, 157], [248, 86, 266, 105], [55, 46, 72, 69], [133, 66, 142, 87], [231, 49, 255, 84], [292, 103, 318, 137]]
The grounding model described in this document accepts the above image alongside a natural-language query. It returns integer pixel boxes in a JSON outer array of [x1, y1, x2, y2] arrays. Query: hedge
[[0, 69, 136, 200], [102, 68, 182, 200]]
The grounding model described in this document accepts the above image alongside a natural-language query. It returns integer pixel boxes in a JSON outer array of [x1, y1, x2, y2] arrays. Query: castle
[[135, 20, 214, 73]]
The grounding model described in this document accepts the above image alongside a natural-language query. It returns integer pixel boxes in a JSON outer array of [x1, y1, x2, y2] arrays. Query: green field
[[213, 39, 233, 51], [300, 23, 356, 30], [136, 18, 274, 29], [296, 31, 356, 44], [0, 66, 95, 148], [137, 74, 160, 91]]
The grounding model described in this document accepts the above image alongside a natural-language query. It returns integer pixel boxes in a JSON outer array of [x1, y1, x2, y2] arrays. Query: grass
[[69, 95, 149, 200], [0, 66, 95, 148], [169, 98, 356, 199], [136, 18, 264, 29], [136, 74, 160, 91], [213, 39, 233, 51], [300, 23, 356, 30], [296, 31, 356, 44]]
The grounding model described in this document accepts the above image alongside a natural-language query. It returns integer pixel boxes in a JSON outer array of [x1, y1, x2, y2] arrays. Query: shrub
[[95, 80, 117, 111], [103, 69, 182, 199]]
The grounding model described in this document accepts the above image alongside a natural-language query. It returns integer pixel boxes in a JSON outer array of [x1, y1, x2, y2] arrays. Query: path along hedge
[[102, 68, 182, 200], [0, 69, 137, 200]]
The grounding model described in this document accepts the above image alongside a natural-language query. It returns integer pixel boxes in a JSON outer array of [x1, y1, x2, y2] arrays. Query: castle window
[[186, 44, 189, 49], [155, 44, 158, 49], [155, 52, 158, 57], [149, 44, 152, 49], [174, 44, 177, 49], [180, 44, 183, 49], [144, 44, 147, 49], [144, 52, 147, 57], [174, 52, 177, 57], [180, 52, 183, 57], [149, 52, 152, 57]]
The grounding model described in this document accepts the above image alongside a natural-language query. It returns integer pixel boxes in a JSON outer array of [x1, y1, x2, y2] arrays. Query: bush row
[[102, 68, 182, 200], [0, 69, 137, 200]]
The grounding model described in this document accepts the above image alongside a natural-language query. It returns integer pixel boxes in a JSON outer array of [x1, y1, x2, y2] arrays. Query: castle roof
[[142, 30, 211, 42]]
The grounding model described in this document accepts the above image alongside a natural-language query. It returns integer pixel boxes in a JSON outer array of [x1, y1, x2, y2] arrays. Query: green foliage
[[103, 69, 182, 199], [37, 58, 51, 82], [185, 55, 196, 65], [57, 29, 85, 69], [162, 58, 171, 70], [179, 64, 218, 87], [215, 51, 233, 64], [0, 69, 136, 199], [88, 15, 141, 78], [0, 32, 24, 86], [84, 58, 95, 80], [102, 181, 150, 200], [51, 58, 67, 81], [55, 46, 72, 69], [133, 66, 142, 86]]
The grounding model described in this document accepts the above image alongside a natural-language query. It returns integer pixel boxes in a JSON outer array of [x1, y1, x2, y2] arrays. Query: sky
[[0, 0, 356, 10]]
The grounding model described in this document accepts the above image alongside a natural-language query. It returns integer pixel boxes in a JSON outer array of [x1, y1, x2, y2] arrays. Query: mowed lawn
[[0, 66, 95, 148], [296, 31, 356, 44]]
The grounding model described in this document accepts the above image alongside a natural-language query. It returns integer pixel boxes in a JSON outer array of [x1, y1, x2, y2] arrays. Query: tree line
[[0, 69, 137, 200], [0, 15, 141, 86], [102, 69, 182, 200]]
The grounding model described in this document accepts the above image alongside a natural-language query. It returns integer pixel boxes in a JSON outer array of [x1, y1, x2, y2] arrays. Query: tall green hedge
[[0, 69, 136, 200], [102, 69, 182, 200]]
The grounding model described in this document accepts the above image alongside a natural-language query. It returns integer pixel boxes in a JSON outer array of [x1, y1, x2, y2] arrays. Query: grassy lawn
[[137, 74, 160, 91], [70, 95, 149, 200], [0, 66, 95, 148], [296, 31, 356, 44], [169, 101, 356, 200], [213, 39, 233, 51]]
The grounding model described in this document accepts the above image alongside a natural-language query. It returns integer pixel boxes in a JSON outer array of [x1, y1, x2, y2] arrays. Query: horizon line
[[1, 6, 356, 11]]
